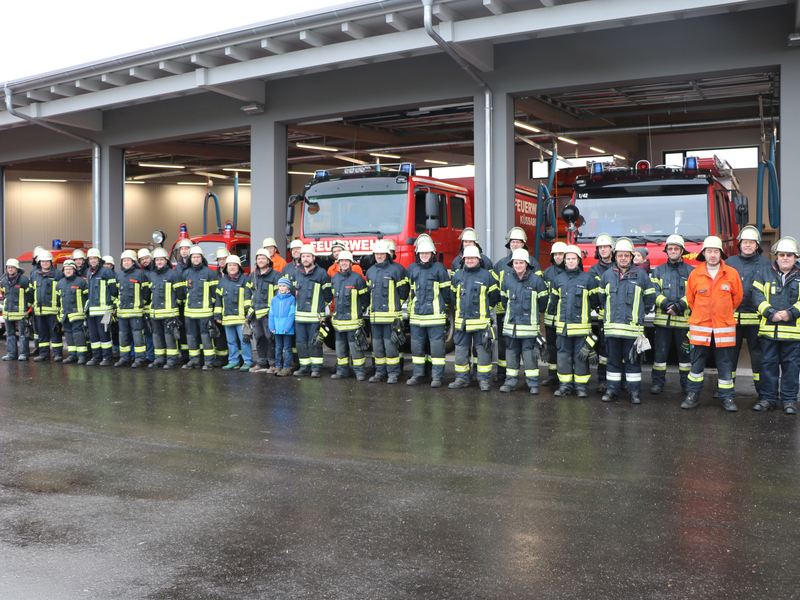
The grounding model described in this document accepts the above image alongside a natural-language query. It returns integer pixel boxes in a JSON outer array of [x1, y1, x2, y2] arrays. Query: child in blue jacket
[[268, 277, 296, 376]]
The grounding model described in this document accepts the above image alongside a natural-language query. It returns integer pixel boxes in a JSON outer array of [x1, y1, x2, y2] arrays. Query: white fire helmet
[[697, 236, 727, 261], [550, 242, 568, 254], [511, 248, 530, 263], [300, 244, 316, 257], [594, 233, 614, 248], [459, 228, 479, 243], [665, 235, 687, 254], [337, 250, 354, 263], [613, 237, 635, 254], [773, 236, 800, 257], [462, 246, 481, 259], [416, 239, 436, 254]]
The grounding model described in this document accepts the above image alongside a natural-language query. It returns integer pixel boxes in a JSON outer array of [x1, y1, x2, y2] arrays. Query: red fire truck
[[289, 163, 552, 268], [161, 222, 252, 273], [562, 156, 747, 268]]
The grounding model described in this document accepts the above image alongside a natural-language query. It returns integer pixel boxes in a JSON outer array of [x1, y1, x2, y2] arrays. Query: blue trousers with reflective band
[[759, 338, 800, 406], [5, 321, 29, 359], [686, 343, 734, 400], [295, 322, 323, 373], [556, 335, 590, 390], [372, 323, 401, 377], [651, 326, 691, 390], [410, 324, 445, 379], [36, 314, 62, 357], [606, 336, 641, 394], [504, 336, 539, 389], [86, 315, 113, 361]]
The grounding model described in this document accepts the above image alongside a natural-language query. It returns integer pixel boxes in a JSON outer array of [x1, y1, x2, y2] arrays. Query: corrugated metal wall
[[4, 181, 251, 260]]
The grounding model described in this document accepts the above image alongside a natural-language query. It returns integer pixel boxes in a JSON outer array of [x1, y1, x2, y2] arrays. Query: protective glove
[[21, 315, 35, 340], [577, 334, 599, 366], [167, 316, 182, 342], [628, 332, 651, 366], [312, 325, 326, 349], [482, 324, 495, 354], [142, 313, 152, 334], [101, 309, 114, 332], [206, 316, 220, 339], [535, 333, 548, 365], [681, 338, 692, 355], [82, 321, 90, 341], [242, 320, 253, 344], [390, 317, 406, 347], [245, 308, 255, 324], [354, 324, 371, 352], [53, 318, 64, 336]]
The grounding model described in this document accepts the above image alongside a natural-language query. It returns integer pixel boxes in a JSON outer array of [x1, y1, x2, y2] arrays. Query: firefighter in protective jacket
[[588, 233, 615, 393], [449, 246, 500, 391], [331, 250, 370, 380], [148, 248, 184, 369], [493, 226, 543, 383], [249, 248, 282, 372], [649, 235, 694, 394], [598, 237, 656, 404], [293, 244, 333, 377], [84, 248, 118, 366], [498, 248, 548, 394], [406, 238, 451, 388], [215, 255, 253, 371], [179, 246, 218, 370], [752, 236, 800, 415], [366, 240, 409, 384], [30, 250, 64, 361], [683, 236, 743, 412], [114, 250, 150, 368], [551, 245, 600, 397], [55, 260, 88, 364], [726, 225, 773, 397], [542, 241, 567, 385], [1, 258, 33, 361]]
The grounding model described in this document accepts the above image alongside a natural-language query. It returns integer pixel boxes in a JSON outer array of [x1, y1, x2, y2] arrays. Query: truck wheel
[[323, 317, 336, 350], [445, 306, 455, 353]]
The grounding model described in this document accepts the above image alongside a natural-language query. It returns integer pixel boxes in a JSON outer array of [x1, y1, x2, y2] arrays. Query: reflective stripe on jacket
[[726, 253, 773, 326], [56, 275, 87, 322], [598, 265, 656, 339], [249, 267, 281, 319], [214, 272, 252, 326], [542, 263, 565, 327], [86, 265, 117, 317], [180, 263, 217, 319], [331, 269, 369, 331], [31, 268, 63, 316], [115, 267, 150, 318], [500, 266, 548, 338], [148, 266, 182, 319], [651, 260, 693, 328], [407, 259, 451, 327], [294, 264, 333, 323], [553, 267, 600, 337], [753, 262, 800, 340], [1, 272, 32, 320], [451, 264, 499, 332], [366, 259, 409, 325], [686, 261, 743, 347]]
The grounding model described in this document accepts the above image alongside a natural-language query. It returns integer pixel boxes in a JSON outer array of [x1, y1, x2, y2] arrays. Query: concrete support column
[[250, 117, 288, 257], [99, 145, 125, 258], [491, 91, 516, 262], [0, 166, 5, 267], [779, 56, 800, 241], [472, 92, 487, 253]]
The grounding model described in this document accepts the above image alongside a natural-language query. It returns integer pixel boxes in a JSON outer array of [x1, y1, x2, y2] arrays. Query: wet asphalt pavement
[[1, 356, 799, 600]]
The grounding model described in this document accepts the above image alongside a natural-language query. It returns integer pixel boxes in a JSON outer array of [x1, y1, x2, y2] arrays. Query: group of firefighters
[[2, 224, 799, 413]]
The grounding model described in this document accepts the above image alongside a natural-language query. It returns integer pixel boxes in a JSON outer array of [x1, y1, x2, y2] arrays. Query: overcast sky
[[0, 0, 352, 83]]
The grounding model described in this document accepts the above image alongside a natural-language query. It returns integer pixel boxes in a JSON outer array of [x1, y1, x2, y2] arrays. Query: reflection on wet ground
[[0, 361, 798, 599]]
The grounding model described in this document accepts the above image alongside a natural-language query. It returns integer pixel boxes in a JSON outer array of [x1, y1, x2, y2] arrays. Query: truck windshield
[[303, 191, 408, 236], [574, 183, 709, 240]]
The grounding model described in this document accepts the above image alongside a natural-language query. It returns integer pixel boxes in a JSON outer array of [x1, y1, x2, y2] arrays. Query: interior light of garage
[[138, 163, 186, 169], [125, 180, 145, 184], [558, 137, 578, 145], [176, 182, 208, 186], [614, 155, 626, 160], [222, 168, 251, 172], [289, 171, 315, 175], [296, 143, 338, 152], [590, 147, 605, 153], [370, 153, 402, 159], [334, 155, 369, 164], [20, 178, 68, 182], [514, 121, 541, 133], [424, 159, 448, 165]]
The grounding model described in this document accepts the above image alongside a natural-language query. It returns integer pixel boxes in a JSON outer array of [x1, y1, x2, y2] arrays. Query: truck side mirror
[[286, 224, 294, 238], [733, 192, 749, 226], [287, 205, 295, 224], [425, 191, 440, 231]]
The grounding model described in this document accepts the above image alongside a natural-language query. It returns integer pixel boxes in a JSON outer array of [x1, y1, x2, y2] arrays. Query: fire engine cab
[[158, 222, 252, 273], [563, 156, 747, 267]]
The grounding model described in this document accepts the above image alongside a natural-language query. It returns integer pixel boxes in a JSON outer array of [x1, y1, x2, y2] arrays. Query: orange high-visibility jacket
[[270, 253, 287, 273], [686, 261, 743, 347]]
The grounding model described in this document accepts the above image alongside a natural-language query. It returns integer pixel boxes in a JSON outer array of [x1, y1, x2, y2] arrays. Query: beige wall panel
[[5, 180, 93, 260]]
